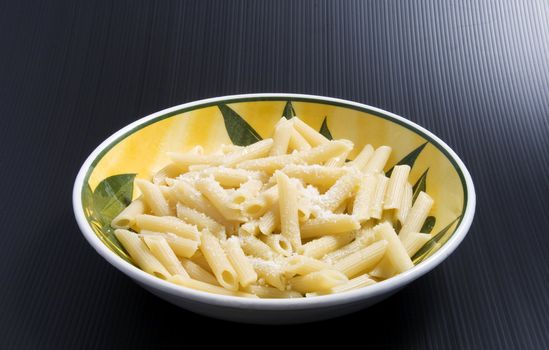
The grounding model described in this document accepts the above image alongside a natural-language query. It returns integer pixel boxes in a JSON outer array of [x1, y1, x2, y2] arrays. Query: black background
[[1, 0, 548, 348]]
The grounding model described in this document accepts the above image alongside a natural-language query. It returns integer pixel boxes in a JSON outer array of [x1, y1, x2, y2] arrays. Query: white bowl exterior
[[73, 93, 476, 324], [139, 279, 401, 324]]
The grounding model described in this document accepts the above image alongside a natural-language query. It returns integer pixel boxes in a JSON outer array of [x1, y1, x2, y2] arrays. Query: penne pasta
[[202, 167, 265, 188], [111, 197, 147, 229], [224, 237, 258, 287], [242, 185, 278, 218], [310, 273, 377, 296], [323, 232, 373, 263], [284, 255, 332, 276], [143, 236, 188, 276], [345, 144, 374, 170], [244, 285, 303, 298], [113, 116, 435, 297], [384, 165, 410, 209], [152, 163, 187, 185], [290, 270, 348, 293], [402, 232, 431, 257], [189, 250, 213, 272], [270, 118, 293, 156], [352, 174, 376, 222], [399, 191, 434, 241], [231, 179, 263, 206], [258, 206, 280, 235], [276, 171, 302, 251], [363, 145, 391, 174], [297, 195, 312, 223], [292, 117, 329, 147], [135, 214, 200, 241], [300, 214, 360, 239], [288, 128, 312, 151], [114, 229, 170, 279], [262, 234, 293, 256], [369, 257, 396, 279], [180, 258, 219, 285], [396, 182, 413, 224], [195, 178, 244, 222], [200, 231, 239, 291], [281, 164, 349, 187], [374, 222, 414, 273], [333, 240, 388, 277], [239, 220, 260, 236], [171, 180, 226, 224], [176, 203, 225, 239], [369, 174, 389, 219], [135, 179, 171, 216], [224, 138, 274, 166], [237, 154, 302, 173], [324, 148, 351, 167], [251, 258, 286, 291], [320, 171, 360, 211], [301, 232, 355, 259], [240, 235, 275, 260], [298, 140, 354, 165], [138, 230, 198, 258]]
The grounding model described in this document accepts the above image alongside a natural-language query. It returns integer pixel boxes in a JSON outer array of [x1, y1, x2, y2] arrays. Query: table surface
[[1, 0, 548, 348]]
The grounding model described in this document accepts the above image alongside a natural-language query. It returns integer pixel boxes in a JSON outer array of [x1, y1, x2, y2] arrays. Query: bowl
[[73, 93, 475, 324]]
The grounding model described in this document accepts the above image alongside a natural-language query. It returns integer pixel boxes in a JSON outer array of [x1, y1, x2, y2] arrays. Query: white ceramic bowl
[[73, 93, 475, 324]]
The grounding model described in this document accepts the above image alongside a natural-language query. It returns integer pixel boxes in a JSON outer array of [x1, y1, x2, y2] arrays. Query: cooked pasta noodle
[[112, 116, 435, 298]]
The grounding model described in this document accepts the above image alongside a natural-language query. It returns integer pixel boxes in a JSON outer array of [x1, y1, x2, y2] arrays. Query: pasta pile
[[112, 117, 434, 298]]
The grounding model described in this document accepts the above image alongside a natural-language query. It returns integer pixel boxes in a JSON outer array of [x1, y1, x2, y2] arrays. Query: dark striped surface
[[1, 0, 548, 348]]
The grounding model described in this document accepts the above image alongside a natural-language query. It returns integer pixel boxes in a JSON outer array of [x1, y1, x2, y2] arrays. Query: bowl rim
[[73, 93, 476, 310]]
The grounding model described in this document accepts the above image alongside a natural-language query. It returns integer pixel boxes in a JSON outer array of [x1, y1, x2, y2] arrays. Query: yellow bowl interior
[[81, 97, 467, 265]]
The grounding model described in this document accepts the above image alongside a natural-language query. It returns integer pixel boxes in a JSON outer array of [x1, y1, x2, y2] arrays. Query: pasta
[[195, 178, 244, 222], [135, 179, 171, 216], [200, 230, 239, 290], [288, 128, 311, 151], [374, 222, 414, 273], [176, 203, 225, 239], [384, 165, 411, 209], [333, 240, 388, 277], [307, 274, 376, 296], [111, 116, 435, 298], [224, 237, 258, 287], [223, 138, 274, 166], [135, 214, 200, 241], [369, 174, 389, 219], [111, 197, 147, 229], [270, 119, 294, 156], [114, 229, 170, 278], [399, 191, 434, 241], [138, 231, 198, 258], [289, 270, 348, 293], [292, 117, 329, 147], [345, 144, 374, 170], [319, 171, 360, 211], [142, 236, 188, 276], [363, 145, 392, 174], [396, 182, 413, 224], [284, 255, 332, 276], [351, 175, 376, 222], [180, 258, 219, 285], [300, 214, 360, 239], [276, 171, 302, 250], [262, 234, 293, 256], [301, 232, 355, 259]]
